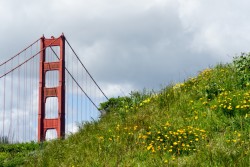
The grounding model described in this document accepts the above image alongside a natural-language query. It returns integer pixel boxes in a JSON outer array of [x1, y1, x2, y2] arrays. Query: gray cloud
[[1, 0, 250, 95], [2, 0, 250, 142]]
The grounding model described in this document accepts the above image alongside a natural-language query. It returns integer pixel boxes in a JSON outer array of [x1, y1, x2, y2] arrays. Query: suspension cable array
[[0, 34, 108, 143], [0, 39, 40, 143]]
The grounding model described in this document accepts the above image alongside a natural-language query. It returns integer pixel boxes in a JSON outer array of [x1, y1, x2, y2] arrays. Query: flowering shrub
[[139, 123, 207, 156], [215, 91, 250, 116]]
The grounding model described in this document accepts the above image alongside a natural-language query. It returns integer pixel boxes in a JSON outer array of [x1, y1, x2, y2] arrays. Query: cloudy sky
[[1, 0, 250, 97]]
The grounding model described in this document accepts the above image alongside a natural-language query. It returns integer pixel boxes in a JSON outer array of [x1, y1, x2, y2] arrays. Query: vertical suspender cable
[[71, 52, 74, 132], [77, 56, 79, 123], [85, 70, 88, 120], [29, 45, 32, 141], [17, 55, 20, 142], [3, 65, 6, 141], [21, 53, 23, 142], [89, 76, 92, 115], [31, 46, 34, 141], [24, 51, 27, 141], [66, 51, 68, 134], [81, 68, 83, 121], [9, 59, 13, 142], [35, 43, 38, 140]]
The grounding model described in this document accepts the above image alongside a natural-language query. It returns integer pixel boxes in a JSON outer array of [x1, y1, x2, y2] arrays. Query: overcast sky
[[1, 0, 250, 97]]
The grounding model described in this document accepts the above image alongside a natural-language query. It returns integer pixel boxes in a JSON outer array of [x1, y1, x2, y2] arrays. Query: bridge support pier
[[38, 34, 65, 142]]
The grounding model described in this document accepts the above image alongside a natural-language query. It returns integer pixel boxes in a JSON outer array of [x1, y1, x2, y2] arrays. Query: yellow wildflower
[[147, 145, 152, 150]]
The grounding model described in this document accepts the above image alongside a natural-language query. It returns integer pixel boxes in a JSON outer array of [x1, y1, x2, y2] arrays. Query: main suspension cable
[[0, 38, 58, 79], [49, 46, 100, 110], [0, 38, 40, 67], [65, 38, 109, 100]]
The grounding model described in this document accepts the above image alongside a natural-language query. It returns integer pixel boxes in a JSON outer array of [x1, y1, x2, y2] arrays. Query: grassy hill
[[3, 53, 250, 166]]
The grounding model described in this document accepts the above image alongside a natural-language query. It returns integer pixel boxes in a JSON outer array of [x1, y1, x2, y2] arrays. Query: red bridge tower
[[38, 34, 65, 142]]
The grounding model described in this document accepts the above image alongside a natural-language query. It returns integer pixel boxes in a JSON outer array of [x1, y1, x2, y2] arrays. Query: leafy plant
[[99, 90, 153, 113], [233, 53, 250, 87], [204, 82, 223, 100], [99, 96, 132, 112]]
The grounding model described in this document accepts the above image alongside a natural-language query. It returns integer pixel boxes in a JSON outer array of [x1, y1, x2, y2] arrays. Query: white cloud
[[178, 0, 250, 61], [102, 83, 135, 97]]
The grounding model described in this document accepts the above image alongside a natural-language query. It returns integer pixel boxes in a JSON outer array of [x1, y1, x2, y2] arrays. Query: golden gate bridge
[[0, 34, 108, 143]]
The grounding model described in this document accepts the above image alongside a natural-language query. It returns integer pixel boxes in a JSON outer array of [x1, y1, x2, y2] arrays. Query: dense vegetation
[[2, 53, 250, 166], [0, 142, 40, 166]]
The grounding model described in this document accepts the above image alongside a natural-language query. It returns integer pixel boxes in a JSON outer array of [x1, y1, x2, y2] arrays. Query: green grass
[[5, 54, 250, 166]]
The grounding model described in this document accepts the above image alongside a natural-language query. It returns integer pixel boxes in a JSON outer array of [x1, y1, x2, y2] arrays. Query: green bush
[[99, 96, 133, 112], [233, 53, 250, 87], [0, 142, 40, 167]]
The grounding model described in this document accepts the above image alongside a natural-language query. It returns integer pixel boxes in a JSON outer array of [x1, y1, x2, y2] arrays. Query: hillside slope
[[25, 54, 250, 166]]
